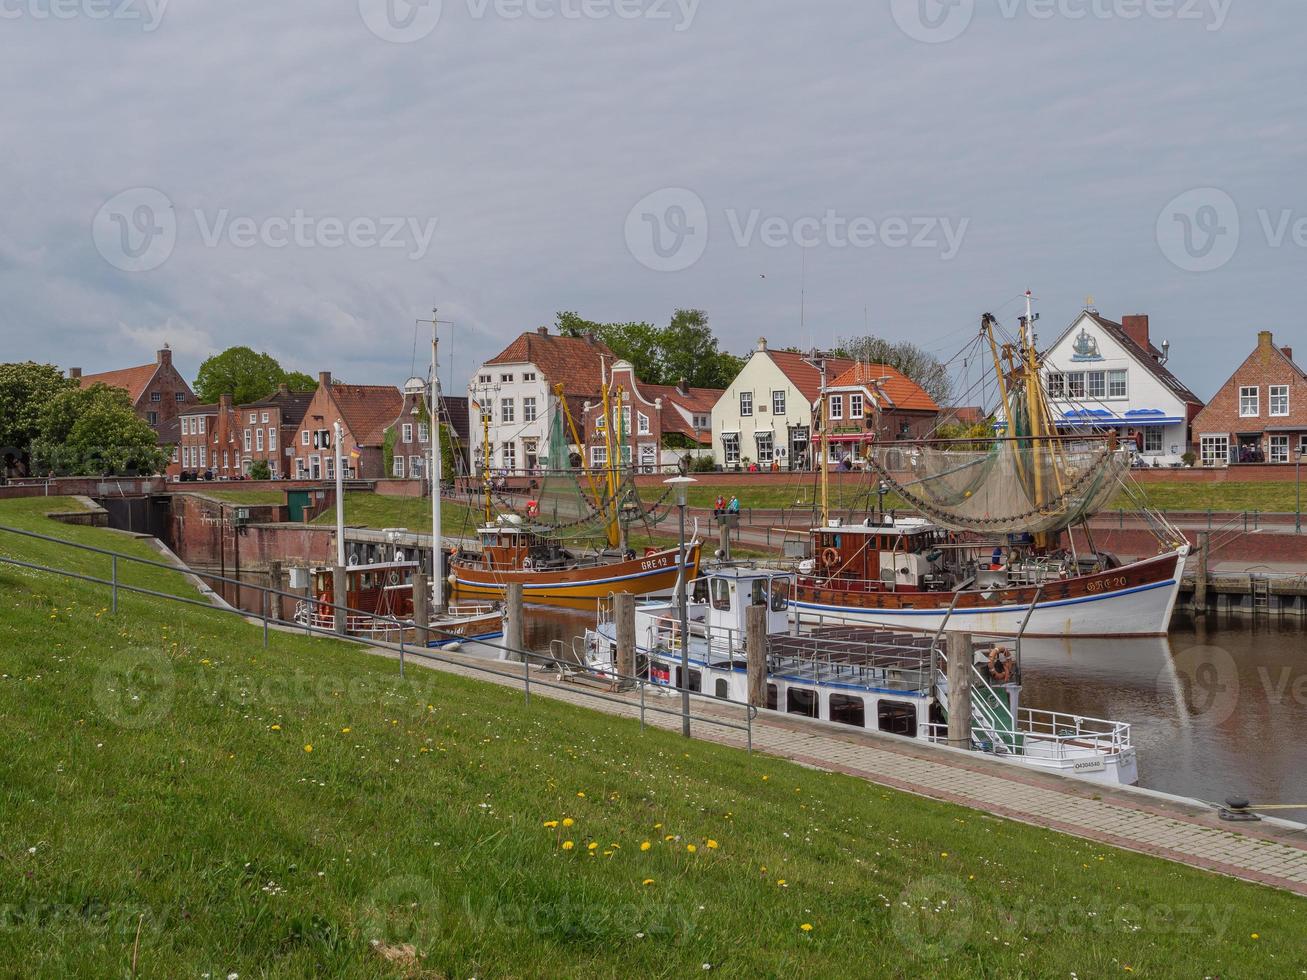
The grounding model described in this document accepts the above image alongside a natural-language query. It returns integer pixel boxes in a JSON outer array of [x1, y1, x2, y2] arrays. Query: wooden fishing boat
[[451, 516, 701, 603]]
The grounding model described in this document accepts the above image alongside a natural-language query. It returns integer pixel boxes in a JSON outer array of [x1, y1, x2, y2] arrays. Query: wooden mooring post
[[946, 632, 973, 750], [505, 583, 524, 653], [614, 592, 635, 688], [332, 565, 348, 636], [1195, 532, 1209, 613], [718, 515, 734, 562], [267, 560, 283, 623], [412, 572, 430, 647], [746, 604, 768, 708]]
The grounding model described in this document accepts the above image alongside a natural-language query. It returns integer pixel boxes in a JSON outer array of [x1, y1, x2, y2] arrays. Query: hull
[[427, 611, 504, 648], [793, 548, 1187, 638], [452, 542, 701, 604]]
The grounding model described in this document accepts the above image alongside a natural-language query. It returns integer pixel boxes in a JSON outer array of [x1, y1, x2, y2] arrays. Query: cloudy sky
[[1, 0, 1302, 400]]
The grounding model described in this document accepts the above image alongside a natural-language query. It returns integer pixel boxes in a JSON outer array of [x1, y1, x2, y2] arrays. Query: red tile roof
[[767, 350, 855, 404], [485, 330, 614, 397], [640, 382, 723, 444], [828, 363, 940, 413], [78, 363, 160, 404], [329, 384, 404, 446]]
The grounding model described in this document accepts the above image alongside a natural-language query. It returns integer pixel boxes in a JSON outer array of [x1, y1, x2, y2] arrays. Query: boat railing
[[293, 601, 415, 638], [1015, 708, 1133, 755]]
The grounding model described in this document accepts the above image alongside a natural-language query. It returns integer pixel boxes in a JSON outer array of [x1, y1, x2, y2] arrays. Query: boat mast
[[429, 310, 445, 612], [481, 392, 493, 525], [599, 360, 621, 550], [818, 353, 830, 527]]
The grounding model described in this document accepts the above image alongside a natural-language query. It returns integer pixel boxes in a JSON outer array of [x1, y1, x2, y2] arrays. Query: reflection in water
[[1018, 613, 1307, 815]]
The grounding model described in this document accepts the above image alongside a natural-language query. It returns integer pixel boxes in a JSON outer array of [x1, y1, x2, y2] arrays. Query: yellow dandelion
[[588, 842, 599, 851], [562, 841, 574, 851], [654, 822, 663, 829], [341, 727, 351, 734], [707, 839, 719, 850], [777, 879, 787, 887], [544, 820, 559, 829], [562, 817, 575, 828], [303, 744, 313, 753], [800, 923, 813, 933], [665, 835, 675, 841], [686, 844, 697, 854], [642, 878, 655, 886], [270, 724, 281, 731], [640, 841, 652, 852], [603, 850, 613, 857], [762, 775, 770, 781], [576, 791, 586, 798], [1251, 933, 1260, 940], [940, 852, 949, 859]]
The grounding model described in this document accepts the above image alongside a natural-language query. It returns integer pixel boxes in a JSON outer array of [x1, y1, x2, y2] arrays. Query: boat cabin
[[701, 567, 794, 637], [805, 516, 950, 592], [471, 516, 574, 572], [309, 561, 417, 621]]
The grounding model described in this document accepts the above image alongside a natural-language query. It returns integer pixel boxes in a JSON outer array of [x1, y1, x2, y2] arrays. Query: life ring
[[522, 557, 534, 571], [987, 646, 1015, 684], [525, 500, 540, 518], [821, 547, 840, 569], [388, 572, 400, 586]]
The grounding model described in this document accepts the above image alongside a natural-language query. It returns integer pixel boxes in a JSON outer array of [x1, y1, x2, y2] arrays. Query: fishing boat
[[450, 369, 701, 604], [296, 311, 505, 647], [581, 565, 1139, 785], [792, 294, 1189, 637]]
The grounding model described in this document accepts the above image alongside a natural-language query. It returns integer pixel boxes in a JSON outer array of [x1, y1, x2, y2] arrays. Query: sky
[[1, 0, 1303, 402]]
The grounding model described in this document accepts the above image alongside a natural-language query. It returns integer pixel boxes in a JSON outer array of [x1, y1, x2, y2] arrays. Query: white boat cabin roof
[[812, 515, 941, 536]]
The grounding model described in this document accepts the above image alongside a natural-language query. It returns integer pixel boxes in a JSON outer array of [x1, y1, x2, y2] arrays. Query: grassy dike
[[0, 499, 1303, 977]]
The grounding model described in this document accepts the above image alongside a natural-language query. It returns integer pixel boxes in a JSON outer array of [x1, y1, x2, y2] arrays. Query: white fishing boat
[[582, 566, 1139, 786]]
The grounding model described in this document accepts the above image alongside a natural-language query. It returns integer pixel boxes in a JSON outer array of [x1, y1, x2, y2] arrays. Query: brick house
[[177, 395, 237, 478], [289, 372, 403, 480], [174, 385, 313, 479], [237, 385, 314, 478], [820, 363, 940, 462], [70, 347, 196, 431], [1191, 331, 1307, 467], [387, 378, 473, 480], [467, 327, 613, 475], [580, 361, 721, 473]]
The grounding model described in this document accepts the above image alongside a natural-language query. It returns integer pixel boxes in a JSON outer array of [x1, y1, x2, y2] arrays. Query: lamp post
[[665, 474, 697, 737], [1297, 447, 1303, 535]]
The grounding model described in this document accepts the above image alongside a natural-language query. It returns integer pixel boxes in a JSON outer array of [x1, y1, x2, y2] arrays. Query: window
[[150, 391, 161, 403], [594, 410, 605, 429], [325, 456, 334, 480], [1047, 373, 1066, 398], [409, 456, 424, 477], [244, 430, 252, 452], [766, 684, 778, 711], [1143, 428, 1163, 455], [772, 390, 786, 415], [182, 447, 190, 467], [402, 423, 413, 443], [722, 433, 740, 466], [756, 431, 775, 464], [418, 423, 429, 443], [524, 439, 539, 471], [1270, 385, 1290, 417], [175, 392, 186, 403], [256, 429, 264, 452], [849, 393, 864, 419], [523, 397, 537, 423], [199, 447, 207, 468], [261, 412, 269, 424], [1200, 435, 1229, 466], [1087, 371, 1106, 399], [1109, 370, 1128, 399], [739, 392, 753, 417], [523, 371, 537, 382], [500, 373, 513, 383], [501, 399, 515, 423], [502, 441, 517, 470], [711, 577, 731, 611], [222, 451, 228, 470], [1270, 435, 1290, 464], [877, 700, 917, 737], [829, 395, 844, 421], [639, 443, 656, 471], [479, 374, 491, 384], [638, 412, 650, 435], [829, 694, 866, 728], [480, 402, 492, 423], [676, 668, 702, 693], [171, 447, 179, 463], [621, 408, 631, 434], [146, 411, 158, 425], [268, 428, 277, 452], [715, 679, 729, 699], [591, 445, 608, 468], [694, 414, 710, 429], [786, 688, 819, 719], [198, 417, 206, 434], [1240, 386, 1259, 418], [249, 413, 257, 424], [1066, 372, 1086, 399]]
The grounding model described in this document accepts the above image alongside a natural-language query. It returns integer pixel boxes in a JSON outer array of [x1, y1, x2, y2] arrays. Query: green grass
[[312, 492, 486, 539], [0, 498, 1303, 977], [198, 489, 289, 506], [1113, 481, 1304, 514]]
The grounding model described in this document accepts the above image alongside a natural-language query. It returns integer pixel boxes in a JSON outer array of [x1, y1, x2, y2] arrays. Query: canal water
[[211, 569, 1306, 818]]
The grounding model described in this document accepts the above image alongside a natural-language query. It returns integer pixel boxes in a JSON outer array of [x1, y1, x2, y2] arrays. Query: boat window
[[786, 687, 818, 719], [676, 667, 702, 693], [770, 579, 789, 612], [829, 694, 866, 728], [691, 579, 709, 604], [877, 700, 917, 737], [714, 679, 728, 699], [766, 684, 778, 711], [751, 578, 768, 607], [712, 578, 731, 611]]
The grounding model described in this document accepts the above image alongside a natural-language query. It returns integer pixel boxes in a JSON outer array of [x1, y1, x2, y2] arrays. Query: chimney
[[219, 393, 233, 411], [68, 367, 82, 380], [583, 330, 597, 346], [318, 371, 332, 388], [157, 347, 172, 368], [277, 383, 290, 396], [1257, 330, 1274, 352], [1283, 346, 1295, 363], [677, 377, 689, 396], [1121, 315, 1150, 351], [758, 337, 768, 352], [537, 326, 549, 336]]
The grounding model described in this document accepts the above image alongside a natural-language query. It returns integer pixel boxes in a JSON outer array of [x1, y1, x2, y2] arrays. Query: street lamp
[[665, 474, 697, 737]]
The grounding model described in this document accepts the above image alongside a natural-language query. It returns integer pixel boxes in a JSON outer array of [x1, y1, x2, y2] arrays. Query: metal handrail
[[0, 523, 757, 749]]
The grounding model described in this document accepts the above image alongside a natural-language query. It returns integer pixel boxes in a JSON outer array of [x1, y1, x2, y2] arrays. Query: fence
[[0, 524, 757, 751]]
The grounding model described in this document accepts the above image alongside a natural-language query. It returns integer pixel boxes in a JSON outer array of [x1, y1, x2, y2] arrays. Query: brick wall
[[1190, 331, 1307, 463]]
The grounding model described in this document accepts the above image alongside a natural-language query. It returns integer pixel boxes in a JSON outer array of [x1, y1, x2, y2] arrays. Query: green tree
[[548, 309, 744, 389], [0, 362, 75, 458], [835, 336, 954, 406], [29, 384, 168, 476], [194, 347, 313, 404], [247, 460, 272, 481]]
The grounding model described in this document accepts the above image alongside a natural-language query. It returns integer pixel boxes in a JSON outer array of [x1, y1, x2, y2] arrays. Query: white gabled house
[[1039, 309, 1204, 466]]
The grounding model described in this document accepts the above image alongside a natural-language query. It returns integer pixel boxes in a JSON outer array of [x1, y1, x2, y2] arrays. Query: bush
[[689, 454, 717, 473], [248, 460, 272, 481]]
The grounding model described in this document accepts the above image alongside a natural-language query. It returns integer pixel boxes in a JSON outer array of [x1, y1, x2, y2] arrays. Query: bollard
[[1195, 532, 1210, 614], [614, 592, 635, 688], [332, 565, 348, 636], [267, 560, 283, 623], [505, 583, 525, 654], [746, 604, 768, 709], [412, 572, 430, 648], [718, 519, 732, 562], [946, 632, 973, 750]]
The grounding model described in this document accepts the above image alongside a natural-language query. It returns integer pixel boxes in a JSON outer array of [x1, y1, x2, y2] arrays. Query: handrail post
[[524, 655, 531, 705], [262, 588, 269, 648], [399, 635, 406, 677], [111, 555, 118, 614], [639, 680, 646, 732]]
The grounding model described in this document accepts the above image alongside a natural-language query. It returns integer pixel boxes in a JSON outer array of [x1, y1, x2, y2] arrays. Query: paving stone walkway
[[377, 644, 1307, 897]]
